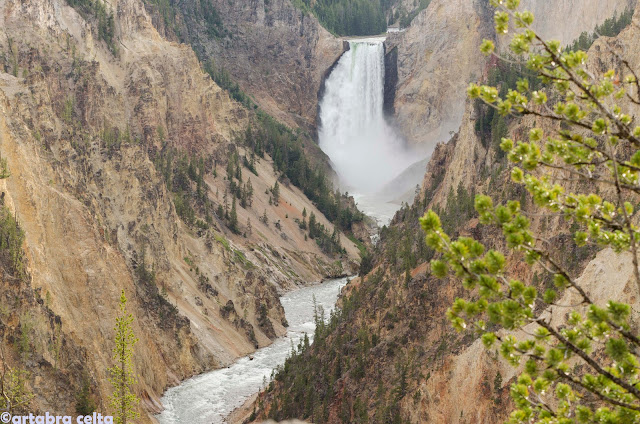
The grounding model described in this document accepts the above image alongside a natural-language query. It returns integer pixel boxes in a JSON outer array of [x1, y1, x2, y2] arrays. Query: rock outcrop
[[144, 0, 346, 132], [391, 0, 633, 153], [392, 0, 493, 154], [521, 0, 635, 44]]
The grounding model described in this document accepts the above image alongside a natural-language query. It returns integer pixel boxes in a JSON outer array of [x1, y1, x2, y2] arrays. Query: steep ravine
[[252, 3, 640, 423], [158, 277, 349, 424], [0, 0, 359, 420], [143, 0, 346, 133]]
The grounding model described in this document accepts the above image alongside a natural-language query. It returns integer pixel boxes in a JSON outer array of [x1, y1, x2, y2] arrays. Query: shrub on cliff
[[422, 1, 640, 422], [109, 290, 139, 424]]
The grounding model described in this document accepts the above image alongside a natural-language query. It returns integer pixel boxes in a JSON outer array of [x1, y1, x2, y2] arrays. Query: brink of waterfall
[[318, 38, 417, 198]]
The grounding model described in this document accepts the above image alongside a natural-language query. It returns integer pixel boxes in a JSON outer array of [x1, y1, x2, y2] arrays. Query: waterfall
[[318, 38, 413, 195]]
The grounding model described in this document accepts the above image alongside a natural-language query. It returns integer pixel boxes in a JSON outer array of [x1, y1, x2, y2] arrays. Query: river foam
[[156, 277, 349, 424]]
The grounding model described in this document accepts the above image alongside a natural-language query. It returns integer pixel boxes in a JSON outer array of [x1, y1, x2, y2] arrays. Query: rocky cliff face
[[253, 4, 640, 422], [144, 0, 345, 133], [521, 0, 635, 43], [391, 0, 633, 153], [390, 0, 492, 154], [0, 0, 358, 420]]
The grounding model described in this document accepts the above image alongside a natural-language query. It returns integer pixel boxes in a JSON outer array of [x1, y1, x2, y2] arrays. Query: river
[[156, 277, 349, 424]]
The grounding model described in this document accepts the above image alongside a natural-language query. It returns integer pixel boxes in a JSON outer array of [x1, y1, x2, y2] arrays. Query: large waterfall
[[318, 38, 414, 198]]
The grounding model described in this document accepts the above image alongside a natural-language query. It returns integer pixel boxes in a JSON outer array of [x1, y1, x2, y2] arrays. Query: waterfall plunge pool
[[156, 277, 349, 424]]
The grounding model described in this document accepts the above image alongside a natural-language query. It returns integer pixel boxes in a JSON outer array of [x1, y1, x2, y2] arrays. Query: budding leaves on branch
[[422, 1, 640, 422]]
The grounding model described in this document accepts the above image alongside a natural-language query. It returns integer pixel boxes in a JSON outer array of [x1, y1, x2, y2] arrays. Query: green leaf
[[505, 0, 520, 10], [607, 301, 630, 323], [555, 383, 571, 399], [553, 274, 569, 289], [516, 78, 529, 93], [467, 83, 481, 99], [430, 260, 448, 278], [419, 210, 441, 232], [494, 11, 510, 34], [605, 338, 629, 362], [592, 118, 607, 135], [500, 137, 514, 152], [510, 168, 524, 184], [480, 39, 495, 56], [528, 128, 543, 142], [543, 289, 557, 304], [482, 332, 497, 348], [574, 231, 588, 246], [485, 250, 506, 273]]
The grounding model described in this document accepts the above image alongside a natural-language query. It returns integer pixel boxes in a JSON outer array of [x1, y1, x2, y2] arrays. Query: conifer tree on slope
[[109, 290, 139, 424]]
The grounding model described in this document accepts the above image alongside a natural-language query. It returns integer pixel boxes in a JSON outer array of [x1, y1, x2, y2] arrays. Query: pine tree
[[235, 159, 242, 182], [0, 365, 33, 414], [246, 178, 254, 207], [301, 207, 307, 229], [223, 189, 229, 219], [226, 155, 234, 181], [245, 125, 254, 149], [0, 154, 10, 179], [109, 290, 139, 424], [247, 218, 252, 236], [230, 197, 238, 233], [308, 212, 317, 239], [196, 159, 204, 200], [75, 377, 96, 415], [421, 2, 640, 421], [240, 186, 247, 209], [272, 181, 280, 206]]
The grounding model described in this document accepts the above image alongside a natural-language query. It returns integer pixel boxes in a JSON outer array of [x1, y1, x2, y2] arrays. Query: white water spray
[[318, 38, 415, 196]]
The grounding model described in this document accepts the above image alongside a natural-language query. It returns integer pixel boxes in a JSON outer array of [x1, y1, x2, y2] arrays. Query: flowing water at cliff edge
[[157, 277, 348, 424], [319, 37, 418, 225]]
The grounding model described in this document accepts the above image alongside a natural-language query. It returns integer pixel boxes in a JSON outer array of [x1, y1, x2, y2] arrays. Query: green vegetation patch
[[65, 0, 118, 55], [292, 0, 391, 36], [0, 206, 26, 279], [233, 248, 255, 269], [214, 233, 231, 251]]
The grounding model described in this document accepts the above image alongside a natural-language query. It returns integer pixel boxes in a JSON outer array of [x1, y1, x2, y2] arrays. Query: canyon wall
[[254, 3, 640, 422], [0, 0, 358, 420], [144, 0, 346, 132], [521, 0, 635, 43], [391, 0, 634, 153]]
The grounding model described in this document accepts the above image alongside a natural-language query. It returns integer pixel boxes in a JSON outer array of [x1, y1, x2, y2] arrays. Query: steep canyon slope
[[390, 0, 634, 153], [143, 0, 346, 133], [253, 2, 640, 423], [0, 0, 358, 420]]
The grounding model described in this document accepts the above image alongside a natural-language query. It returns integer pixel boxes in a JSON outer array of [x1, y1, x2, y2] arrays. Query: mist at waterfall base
[[319, 38, 420, 224], [157, 278, 348, 424]]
